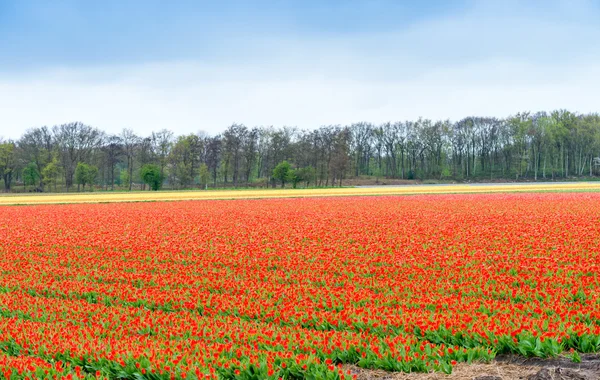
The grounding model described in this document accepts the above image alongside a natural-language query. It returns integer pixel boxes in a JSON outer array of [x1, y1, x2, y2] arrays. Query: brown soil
[[342, 178, 420, 186], [343, 354, 600, 380]]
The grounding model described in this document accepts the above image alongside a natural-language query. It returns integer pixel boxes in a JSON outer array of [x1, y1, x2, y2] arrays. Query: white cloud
[[1, 0, 599, 139]]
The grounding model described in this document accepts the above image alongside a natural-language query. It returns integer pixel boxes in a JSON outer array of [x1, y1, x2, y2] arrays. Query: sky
[[1, 0, 600, 138]]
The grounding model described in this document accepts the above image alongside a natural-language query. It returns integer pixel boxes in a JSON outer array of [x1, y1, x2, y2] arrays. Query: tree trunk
[[128, 158, 133, 191]]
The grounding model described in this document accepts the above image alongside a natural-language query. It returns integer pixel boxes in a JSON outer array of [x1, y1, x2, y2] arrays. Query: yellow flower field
[[1, 182, 600, 205]]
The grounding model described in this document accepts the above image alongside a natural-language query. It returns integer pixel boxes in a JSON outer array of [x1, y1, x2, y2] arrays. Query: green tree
[[75, 162, 98, 192], [0, 142, 16, 192], [75, 163, 87, 191], [140, 164, 163, 191], [170, 134, 202, 188], [42, 158, 62, 192], [22, 162, 41, 189], [198, 163, 209, 190], [175, 162, 192, 188], [120, 170, 130, 188], [87, 165, 99, 190], [272, 160, 293, 188], [288, 169, 300, 188], [290, 166, 316, 188]]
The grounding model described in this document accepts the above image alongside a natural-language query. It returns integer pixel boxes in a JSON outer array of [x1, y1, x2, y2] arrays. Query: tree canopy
[[74, 162, 98, 191], [140, 164, 163, 191], [3, 111, 600, 192]]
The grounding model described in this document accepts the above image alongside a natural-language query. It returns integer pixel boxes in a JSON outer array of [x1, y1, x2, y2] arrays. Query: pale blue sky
[[1, 0, 599, 138], [0, 0, 466, 69]]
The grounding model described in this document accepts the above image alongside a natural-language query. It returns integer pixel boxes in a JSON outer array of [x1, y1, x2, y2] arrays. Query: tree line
[[2, 110, 600, 192]]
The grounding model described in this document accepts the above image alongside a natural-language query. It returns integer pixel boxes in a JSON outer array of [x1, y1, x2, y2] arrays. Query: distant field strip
[[1, 182, 600, 205]]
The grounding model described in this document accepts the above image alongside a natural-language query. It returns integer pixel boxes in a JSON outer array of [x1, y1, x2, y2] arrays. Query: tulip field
[[1, 192, 600, 379]]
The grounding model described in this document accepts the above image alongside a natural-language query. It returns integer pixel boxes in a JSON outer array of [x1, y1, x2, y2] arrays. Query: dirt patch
[[343, 362, 538, 380], [342, 178, 420, 186], [343, 354, 600, 380]]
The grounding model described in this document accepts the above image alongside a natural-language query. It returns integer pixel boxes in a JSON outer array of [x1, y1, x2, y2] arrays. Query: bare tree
[[350, 122, 374, 176], [223, 124, 247, 188], [242, 128, 258, 184], [53, 122, 103, 191], [102, 135, 123, 190], [18, 126, 54, 190], [330, 127, 351, 187], [151, 129, 174, 180], [121, 128, 139, 191], [205, 136, 222, 187]]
